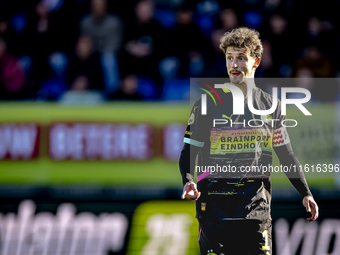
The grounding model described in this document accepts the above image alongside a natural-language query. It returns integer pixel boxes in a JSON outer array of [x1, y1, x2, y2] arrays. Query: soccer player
[[179, 27, 319, 255]]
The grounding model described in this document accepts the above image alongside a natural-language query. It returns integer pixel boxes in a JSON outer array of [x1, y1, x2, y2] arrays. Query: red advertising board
[[0, 122, 186, 161], [49, 123, 154, 160], [0, 123, 40, 160]]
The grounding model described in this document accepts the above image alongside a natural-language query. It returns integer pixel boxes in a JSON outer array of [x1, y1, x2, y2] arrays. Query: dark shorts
[[198, 219, 272, 255]]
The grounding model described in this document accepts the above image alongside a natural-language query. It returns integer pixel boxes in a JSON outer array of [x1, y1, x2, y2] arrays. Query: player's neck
[[231, 79, 256, 99]]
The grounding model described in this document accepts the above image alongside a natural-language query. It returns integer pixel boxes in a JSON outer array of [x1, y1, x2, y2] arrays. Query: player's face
[[225, 47, 260, 84]]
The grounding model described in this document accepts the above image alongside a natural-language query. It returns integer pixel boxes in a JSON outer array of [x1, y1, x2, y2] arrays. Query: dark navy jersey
[[183, 86, 292, 222]]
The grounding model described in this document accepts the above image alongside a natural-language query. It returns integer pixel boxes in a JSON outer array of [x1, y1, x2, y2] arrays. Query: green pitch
[[0, 102, 335, 188]]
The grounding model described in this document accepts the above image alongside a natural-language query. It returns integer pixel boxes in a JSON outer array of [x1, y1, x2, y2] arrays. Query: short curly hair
[[219, 27, 263, 58]]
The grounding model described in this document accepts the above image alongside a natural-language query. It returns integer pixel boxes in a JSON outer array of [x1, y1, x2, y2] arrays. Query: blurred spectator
[[80, 0, 123, 53], [304, 17, 337, 62], [189, 51, 205, 77], [44, 0, 64, 12], [196, 0, 220, 16], [268, 15, 288, 48], [216, 8, 238, 32], [80, 0, 123, 94], [0, 14, 22, 56], [264, 0, 281, 12], [49, 52, 68, 78], [256, 39, 274, 77], [68, 36, 104, 91], [59, 75, 103, 104], [35, 50, 69, 101], [0, 17, 11, 40], [0, 39, 26, 100], [28, 0, 73, 53], [159, 56, 179, 81], [292, 47, 337, 101], [25, 0, 71, 87], [265, 14, 292, 76], [292, 46, 335, 78], [26, 0, 54, 84], [307, 17, 322, 41], [109, 74, 143, 100], [294, 68, 314, 91], [291, 68, 323, 101], [243, 11, 263, 30], [195, 0, 220, 37], [169, 7, 207, 78], [170, 8, 204, 57], [120, 0, 163, 96], [0, 0, 338, 102], [203, 29, 227, 77]]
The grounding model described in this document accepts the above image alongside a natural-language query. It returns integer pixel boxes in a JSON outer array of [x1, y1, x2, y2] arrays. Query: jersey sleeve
[[272, 100, 312, 198], [179, 99, 209, 186], [183, 99, 209, 148]]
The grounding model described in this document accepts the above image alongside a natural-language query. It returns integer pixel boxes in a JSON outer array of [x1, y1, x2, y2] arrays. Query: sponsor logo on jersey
[[222, 114, 233, 120], [211, 128, 272, 154]]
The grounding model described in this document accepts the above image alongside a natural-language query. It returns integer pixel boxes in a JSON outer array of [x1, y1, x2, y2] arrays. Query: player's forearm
[[287, 170, 313, 198], [274, 144, 313, 198], [179, 143, 197, 186]]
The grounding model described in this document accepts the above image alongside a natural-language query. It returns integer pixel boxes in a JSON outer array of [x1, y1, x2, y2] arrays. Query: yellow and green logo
[[127, 200, 199, 255]]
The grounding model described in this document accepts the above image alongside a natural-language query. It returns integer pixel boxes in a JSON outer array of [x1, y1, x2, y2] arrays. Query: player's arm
[[273, 128, 319, 222], [179, 100, 206, 201], [179, 143, 200, 201]]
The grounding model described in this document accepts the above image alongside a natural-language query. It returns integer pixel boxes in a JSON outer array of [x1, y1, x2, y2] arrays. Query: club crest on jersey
[[273, 126, 290, 147], [201, 202, 206, 211]]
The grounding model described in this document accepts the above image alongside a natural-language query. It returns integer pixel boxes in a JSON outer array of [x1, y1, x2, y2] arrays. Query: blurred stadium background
[[0, 0, 340, 254]]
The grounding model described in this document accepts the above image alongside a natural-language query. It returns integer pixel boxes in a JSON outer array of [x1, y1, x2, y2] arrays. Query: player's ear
[[253, 57, 261, 68]]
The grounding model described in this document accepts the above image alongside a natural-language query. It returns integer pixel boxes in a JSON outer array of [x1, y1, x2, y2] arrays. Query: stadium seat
[[18, 55, 32, 76], [154, 8, 177, 29], [243, 11, 262, 29], [9, 13, 27, 33], [194, 14, 215, 37], [38, 78, 68, 100], [159, 56, 179, 81], [48, 52, 68, 78], [162, 79, 190, 101], [137, 77, 157, 100]]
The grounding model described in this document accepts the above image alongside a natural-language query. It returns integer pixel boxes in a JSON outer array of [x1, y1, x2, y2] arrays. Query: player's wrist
[[183, 180, 194, 186], [304, 193, 313, 199]]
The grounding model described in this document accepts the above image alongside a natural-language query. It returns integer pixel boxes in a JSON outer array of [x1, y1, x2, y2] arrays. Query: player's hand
[[302, 195, 319, 222], [181, 182, 201, 201]]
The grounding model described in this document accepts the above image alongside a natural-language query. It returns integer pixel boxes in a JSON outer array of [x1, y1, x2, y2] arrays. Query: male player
[[179, 27, 319, 255]]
